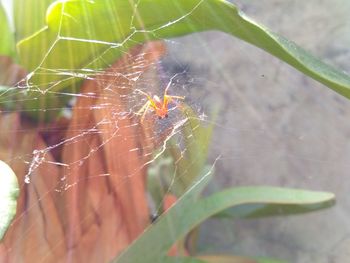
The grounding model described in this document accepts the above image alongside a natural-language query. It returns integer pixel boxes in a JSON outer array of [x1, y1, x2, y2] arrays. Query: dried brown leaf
[[0, 41, 166, 263]]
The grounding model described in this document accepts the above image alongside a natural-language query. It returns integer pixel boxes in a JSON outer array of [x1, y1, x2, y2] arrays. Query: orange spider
[[136, 85, 184, 123]]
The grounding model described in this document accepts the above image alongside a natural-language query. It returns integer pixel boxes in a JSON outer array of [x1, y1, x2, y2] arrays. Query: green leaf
[[0, 85, 15, 110], [164, 257, 207, 263], [214, 200, 335, 219], [114, 175, 334, 263], [163, 255, 287, 263], [166, 105, 216, 195], [197, 255, 287, 263], [17, 0, 350, 120], [198, 255, 256, 263], [0, 160, 19, 240], [13, 0, 55, 41], [0, 3, 15, 58], [255, 259, 288, 263], [147, 105, 216, 207], [147, 154, 175, 213]]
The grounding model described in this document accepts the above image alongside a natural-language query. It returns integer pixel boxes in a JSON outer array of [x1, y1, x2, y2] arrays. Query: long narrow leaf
[[164, 257, 207, 263], [198, 255, 287, 263], [214, 201, 334, 219], [114, 177, 334, 263]]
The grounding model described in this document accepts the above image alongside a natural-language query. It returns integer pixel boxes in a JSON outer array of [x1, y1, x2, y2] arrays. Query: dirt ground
[[165, 1, 350, 262]]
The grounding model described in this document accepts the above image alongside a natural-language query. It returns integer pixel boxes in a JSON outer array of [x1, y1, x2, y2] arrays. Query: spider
[[136, 85, 184, 123]]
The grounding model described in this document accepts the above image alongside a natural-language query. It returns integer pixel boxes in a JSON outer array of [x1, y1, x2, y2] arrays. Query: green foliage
[[168, 105, 216, 195], [148, 104, 215, 208], [198, 255, 288, 263], [163, 255, 287, 263], [115, 169, 334, 263], [0, 160, 19, 240], [163, 257, 206, 263], [0, 3, 15, 58], [214, 200, 335, 219], [12, 0, 350, 120], [13, 0, 55, 41]]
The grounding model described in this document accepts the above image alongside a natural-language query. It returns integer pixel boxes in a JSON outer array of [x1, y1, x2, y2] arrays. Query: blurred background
[[162, 0, 350, 262]]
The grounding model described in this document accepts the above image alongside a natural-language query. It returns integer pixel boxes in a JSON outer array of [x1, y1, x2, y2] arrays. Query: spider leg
[[164, 95, 185, 107], [166, 95, 185, 101], [163, 72, 182, 96], [163, 95, 185, 115], [135, 89, 154, 102], [136, 100, 150, 115], [140, 101, 151, 123]]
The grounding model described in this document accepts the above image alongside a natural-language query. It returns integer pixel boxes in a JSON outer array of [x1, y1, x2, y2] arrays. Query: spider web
[[0, 1, 217, 261], [1, 0, 350, 262]]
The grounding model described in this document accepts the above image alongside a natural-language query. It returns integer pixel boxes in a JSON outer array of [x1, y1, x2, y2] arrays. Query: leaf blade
[[114, 182, 334, 263], [0, 3, 15, 58]]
